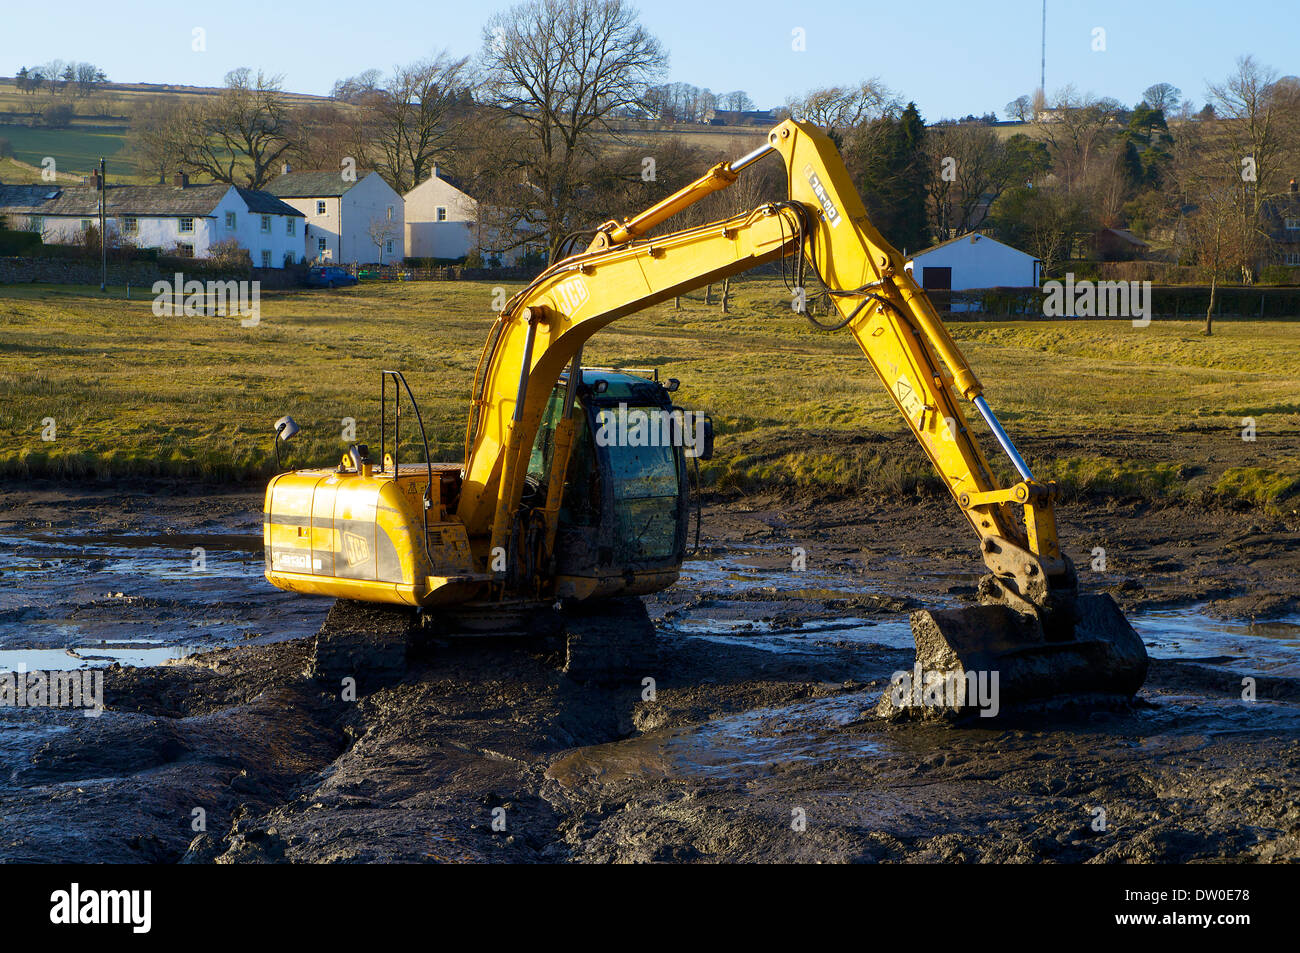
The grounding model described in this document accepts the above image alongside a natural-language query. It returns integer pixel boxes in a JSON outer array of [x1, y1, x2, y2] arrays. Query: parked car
[[304, 266, 358, 289]]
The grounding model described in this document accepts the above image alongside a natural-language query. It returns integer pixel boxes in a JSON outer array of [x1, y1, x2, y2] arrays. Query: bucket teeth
[[875, 593, 1148, 721]]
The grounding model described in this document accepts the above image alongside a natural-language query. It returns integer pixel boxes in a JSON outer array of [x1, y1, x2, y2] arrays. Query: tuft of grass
[[1038, 456, 1189, 500], [1213, 465, 1300, 512], [704, 447, 942, 497]]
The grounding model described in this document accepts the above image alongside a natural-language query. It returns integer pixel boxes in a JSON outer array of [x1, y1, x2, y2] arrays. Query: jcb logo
[[553, 277, 589, 314], [803, 164, 842, 227], [342, 532, 370, 566]]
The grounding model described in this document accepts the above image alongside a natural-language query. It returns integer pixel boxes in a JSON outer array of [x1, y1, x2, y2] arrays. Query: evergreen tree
[[849, 102, 931, 253]]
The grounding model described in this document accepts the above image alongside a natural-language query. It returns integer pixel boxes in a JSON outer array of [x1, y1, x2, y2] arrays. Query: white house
[[263, 168, 404, 265], [905, 233, 1040, 290], [404, 166, 540, 265], [0, 172, 306, 268]]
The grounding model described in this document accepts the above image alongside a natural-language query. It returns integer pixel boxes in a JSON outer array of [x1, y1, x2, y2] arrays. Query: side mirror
[[275, 415, 300, 441], [592, 379, 609, 394], [273, 415, 299, 472], [664, 378, 680, 393], [685, 413, 714, 461]]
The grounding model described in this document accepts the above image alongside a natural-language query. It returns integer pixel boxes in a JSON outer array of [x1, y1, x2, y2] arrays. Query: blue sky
[[4, 0, 1297, 119]]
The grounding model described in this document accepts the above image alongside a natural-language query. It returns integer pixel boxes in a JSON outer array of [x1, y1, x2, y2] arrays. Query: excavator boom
[[455, 119, 1146, 715]]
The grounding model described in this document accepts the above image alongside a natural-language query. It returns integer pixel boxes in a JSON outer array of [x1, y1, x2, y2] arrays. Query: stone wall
[[0, 257, 296, 288], [0, 256, 167, 287]]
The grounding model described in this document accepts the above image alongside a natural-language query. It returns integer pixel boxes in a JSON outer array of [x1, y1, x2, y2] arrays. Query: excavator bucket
[[875, 592, 1148, 720]]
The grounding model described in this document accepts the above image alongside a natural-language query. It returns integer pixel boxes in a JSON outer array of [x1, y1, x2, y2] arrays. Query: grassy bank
[[2, 279, 1298, 512]]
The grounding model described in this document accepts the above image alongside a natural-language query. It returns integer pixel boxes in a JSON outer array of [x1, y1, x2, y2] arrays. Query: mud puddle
[[0, 521, 330, 667], [548, 693, 883, 787], [1134, 607, 1300, 678], [672, 553, 1300, 684]]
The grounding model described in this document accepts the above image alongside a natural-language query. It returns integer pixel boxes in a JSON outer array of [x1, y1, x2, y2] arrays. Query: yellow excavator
[[263, 119, 1147, 715]]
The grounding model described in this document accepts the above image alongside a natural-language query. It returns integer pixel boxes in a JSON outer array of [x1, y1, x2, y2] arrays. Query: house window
[[385, 239, 393, 253], [179, 217, 194, 233], [386, 205, 393, 221], [122, 217, 138, 234], [286, 218, 296, 235], [260, 215, 271, 233], [1286, 218, 1300, 231], [1287, 252, 1300, 266], [435, 207, 447, 222], [80, 219, 92, 231], [316, 201, 327, 215], [28, 216, 43, 233], [318, 238, 327, 252], [261, 250, 272, 267], [178, 243, 194, 257], [226, 212, 236, 229]]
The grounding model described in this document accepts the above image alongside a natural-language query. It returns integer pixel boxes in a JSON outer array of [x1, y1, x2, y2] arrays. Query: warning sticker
[[895, 375, 924, 423]]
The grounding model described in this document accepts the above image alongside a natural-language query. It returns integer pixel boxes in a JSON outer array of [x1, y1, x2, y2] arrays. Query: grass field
[[0, 122, 133, 174], [2, 278, 1298, 509]]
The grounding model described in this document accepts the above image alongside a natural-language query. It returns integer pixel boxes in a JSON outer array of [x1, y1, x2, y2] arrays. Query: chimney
[[89, 170, 102, 190], [281, 161, 291, 175], [172, 170, 189, 188], [431, 164, 439, 179]]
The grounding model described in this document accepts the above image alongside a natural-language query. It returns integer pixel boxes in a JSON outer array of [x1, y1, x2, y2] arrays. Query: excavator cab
[[525, 368, 699, 598]]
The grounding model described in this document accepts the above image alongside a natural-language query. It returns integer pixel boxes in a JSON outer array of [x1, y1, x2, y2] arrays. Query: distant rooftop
[[263, 170, 367, 198], [0, 181, 303, 217]]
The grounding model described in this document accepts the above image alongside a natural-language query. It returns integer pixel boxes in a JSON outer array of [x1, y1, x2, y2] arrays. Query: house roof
[[263, 170, 364, 198], [909, 232, 1034, 260], [1099, 227, 1149, 247], [0, 183, 302, 218], [404, 168, 477, 202], [0, 183, 63, 214], [234, 186, 305, 216]]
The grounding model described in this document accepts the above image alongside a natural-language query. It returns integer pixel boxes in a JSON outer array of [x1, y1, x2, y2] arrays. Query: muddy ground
[[1, 467, 1298, 863]]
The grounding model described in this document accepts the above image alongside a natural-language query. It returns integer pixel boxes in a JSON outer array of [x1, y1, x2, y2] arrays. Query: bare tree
[[479, 0, 668, 256], [1168, 121, 1266, 302], [721, 90, 754, 113], [785, 80, 894, 132], [1032, 88, 1047, 119], [1208, 56, 1283, 221], [172, 69, 297, 188], [127, 100, 188, 183], [367, 215, 398, 265], [927, 125, 1049, 236], [1040, 86, 1121, 192], [288, 102, 371, 172], [331, 69, 383, 103], [1005, 95, 1033, 122], [363, 54, 471, 194], [1142, 82, 1182, 113]]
